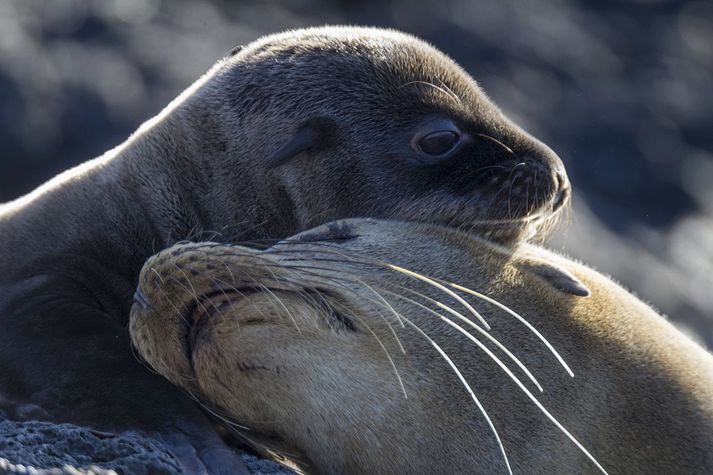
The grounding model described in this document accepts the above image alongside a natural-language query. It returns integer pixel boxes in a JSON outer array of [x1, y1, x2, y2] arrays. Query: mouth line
[[400, 204, 550, 234], [404, 203, 563, 246], [183, 287, 261, 358]]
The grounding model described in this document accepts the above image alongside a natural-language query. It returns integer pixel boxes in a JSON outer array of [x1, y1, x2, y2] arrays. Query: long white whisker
[[356, 280, 407, 355], [350, 310, 408, 399], [400, 80, 462, 105], [399, 313, 513, 475], [448, 282, 574, 378], [357, 280, 406, 329], [386, 264, 490, 330], [390, 285, 543, 393], [387, 291, 608, 474]]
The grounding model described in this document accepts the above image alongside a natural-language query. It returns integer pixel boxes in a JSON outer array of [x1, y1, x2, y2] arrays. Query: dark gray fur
[[0, 27, 569, 474]]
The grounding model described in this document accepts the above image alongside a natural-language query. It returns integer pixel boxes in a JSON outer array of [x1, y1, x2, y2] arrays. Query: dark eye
[[416, 130, 460, 156]]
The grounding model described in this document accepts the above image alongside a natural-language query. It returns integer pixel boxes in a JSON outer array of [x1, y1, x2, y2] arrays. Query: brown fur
[[131, 219, 713, 474], [1, 27, 570, 473]]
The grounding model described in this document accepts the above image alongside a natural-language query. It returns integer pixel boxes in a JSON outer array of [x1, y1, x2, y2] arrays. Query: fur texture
[[0, 27, 569, 473], [131, 219, 713, 474]]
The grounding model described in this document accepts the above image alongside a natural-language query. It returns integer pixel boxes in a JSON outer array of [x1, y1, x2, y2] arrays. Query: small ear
[[229, 44, 245, 56], [267, 117, 337, 169], [294, 221, 360, 243], [516, 257, 590, 297]]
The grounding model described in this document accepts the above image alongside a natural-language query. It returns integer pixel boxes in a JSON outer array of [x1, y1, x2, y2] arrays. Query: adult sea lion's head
[[133, 219, 713, 474], [169, 27, 569, 244], [129, 219, 603, 474]]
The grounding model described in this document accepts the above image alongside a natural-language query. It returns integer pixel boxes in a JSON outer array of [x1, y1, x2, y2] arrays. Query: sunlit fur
[[130, 219, 713, 474], [0, 27, 576, 475]]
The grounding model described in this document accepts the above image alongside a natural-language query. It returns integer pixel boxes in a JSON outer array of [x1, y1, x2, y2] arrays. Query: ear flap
[[293, 221, 360, 243], [267, 117, 337, 168], [516, 257, 590, 297], [229, 44, 245, 56]]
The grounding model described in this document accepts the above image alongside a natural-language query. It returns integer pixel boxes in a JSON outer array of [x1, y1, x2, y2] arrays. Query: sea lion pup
[[130, 219, 713, 475], [0, 27, 570, 473]]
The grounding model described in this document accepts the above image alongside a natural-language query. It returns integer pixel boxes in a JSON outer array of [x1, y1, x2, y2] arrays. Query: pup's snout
[[551, 169, 570, 212]]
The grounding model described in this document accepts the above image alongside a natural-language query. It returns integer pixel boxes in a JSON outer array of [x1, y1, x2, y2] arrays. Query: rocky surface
[[0, 4, 710, 473], [0, 417, 293, 475]]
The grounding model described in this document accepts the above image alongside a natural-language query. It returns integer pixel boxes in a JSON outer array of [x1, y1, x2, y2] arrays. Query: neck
[[1, 79, 298, 313], [0, 116, 196, 293]]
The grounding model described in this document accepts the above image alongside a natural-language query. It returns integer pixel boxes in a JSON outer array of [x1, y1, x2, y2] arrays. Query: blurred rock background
[[1, 0, 711, 346]]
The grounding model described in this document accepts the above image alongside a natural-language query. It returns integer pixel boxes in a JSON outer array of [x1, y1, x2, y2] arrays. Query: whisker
[[155, 276, 195, 330], [385, 264, 490, 330], [171, 263, 216, 321], [139, 327, 198, 384], [260, 284, 303, 334], [447, 282, 574, 378], [182, 244, 570, 379], [221, 260, 238, 285], [385, 290, 608, 474], [207, 255, 409, 398], [390, 285, 543, 392], [399, 312, 513, 475], [400, 80, 462, 106], [356, 280, 407, 353], [206, 274, 279, 330], [149, 267, 167, 285], [475, 133, 516, 156], [178, 378, 253, 432], [349, 309, 408, 399], [437, 79, 463, 105], [128, 339, 165, 378]]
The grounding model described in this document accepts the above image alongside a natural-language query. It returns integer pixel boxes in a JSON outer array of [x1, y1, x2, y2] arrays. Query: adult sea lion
[[130, 219, 713, 474], [0, 27, 570, 473]]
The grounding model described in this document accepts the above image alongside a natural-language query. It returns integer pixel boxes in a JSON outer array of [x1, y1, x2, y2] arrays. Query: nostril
[[555, 169, 568, 192], [133, 288, 151, 310], [551, 170, 570, 212]]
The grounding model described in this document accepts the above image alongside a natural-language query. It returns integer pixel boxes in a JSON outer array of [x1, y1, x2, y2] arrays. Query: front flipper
[[515, 255, 590, 297], [153, 421, 250, 475]]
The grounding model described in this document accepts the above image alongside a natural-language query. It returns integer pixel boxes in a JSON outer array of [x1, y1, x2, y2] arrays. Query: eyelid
[[410, 119, 463, 157], [412, 118, 461, 141]]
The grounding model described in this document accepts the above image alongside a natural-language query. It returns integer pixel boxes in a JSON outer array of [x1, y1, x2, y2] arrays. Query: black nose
[[551, 169, 570, 212], [133, 288, 151, 310]]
